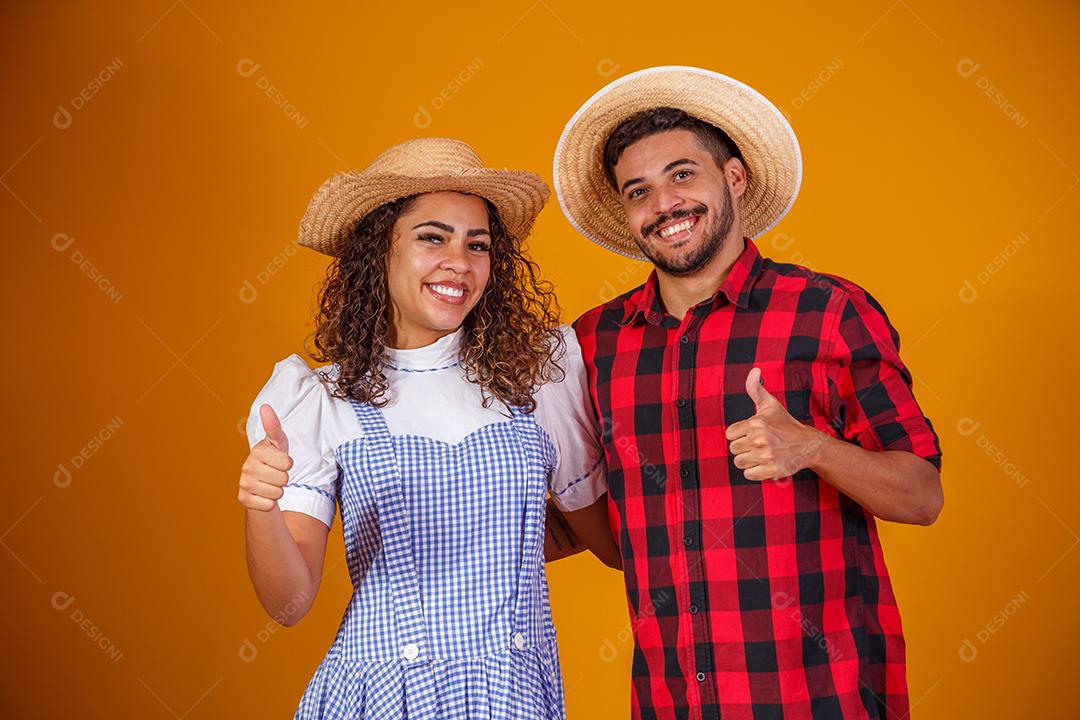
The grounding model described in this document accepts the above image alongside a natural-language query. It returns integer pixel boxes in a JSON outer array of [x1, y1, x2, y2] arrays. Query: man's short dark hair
[[602, 106, 746, 190]]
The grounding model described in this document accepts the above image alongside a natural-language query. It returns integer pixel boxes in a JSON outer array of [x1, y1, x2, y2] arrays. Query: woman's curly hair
[[305, 193, 565, 413]]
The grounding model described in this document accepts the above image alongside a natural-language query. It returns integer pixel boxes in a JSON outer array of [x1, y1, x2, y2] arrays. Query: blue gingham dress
[[293, 396, 565, 719]]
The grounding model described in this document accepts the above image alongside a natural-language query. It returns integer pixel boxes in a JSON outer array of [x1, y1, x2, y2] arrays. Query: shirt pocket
[[773, 361, 824, 425]]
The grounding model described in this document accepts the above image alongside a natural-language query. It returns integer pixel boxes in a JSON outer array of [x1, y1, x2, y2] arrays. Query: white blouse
[[245, 324, 607, 528]]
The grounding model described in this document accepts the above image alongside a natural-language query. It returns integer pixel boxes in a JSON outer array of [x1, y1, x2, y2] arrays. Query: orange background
[[2, 1, 1077, 717]]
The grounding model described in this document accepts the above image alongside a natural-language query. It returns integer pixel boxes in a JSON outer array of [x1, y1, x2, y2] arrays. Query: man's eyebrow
[[619, 158, 699, 194], [412, 221, 455, 232], [663, 158, 698, 174]]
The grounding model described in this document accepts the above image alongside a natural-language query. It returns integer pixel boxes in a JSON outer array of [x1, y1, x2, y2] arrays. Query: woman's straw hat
[[553, 66, 802, 260], [299, 137, 550, 256]]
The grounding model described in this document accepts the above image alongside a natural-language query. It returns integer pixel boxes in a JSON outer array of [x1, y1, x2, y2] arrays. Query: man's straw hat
[[553, 66, 802, 260]]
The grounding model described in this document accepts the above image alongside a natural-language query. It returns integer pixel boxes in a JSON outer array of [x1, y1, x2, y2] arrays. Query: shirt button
[[680, 468, 689, 478], [677, 398, 686, 408], [683, 535, 694, 548], [512, 632, 526, 650], [689, 604, 699, 614], [680, 334, 690, 344], [696, 672, 706, 682], [402, 643, 419, 660]]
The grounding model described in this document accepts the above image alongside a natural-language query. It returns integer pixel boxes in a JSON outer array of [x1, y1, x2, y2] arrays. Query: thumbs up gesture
[[237, 404, 294, 512], [724, 368, 824, 482]]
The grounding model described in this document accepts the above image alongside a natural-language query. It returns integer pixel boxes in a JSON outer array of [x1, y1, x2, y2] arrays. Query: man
[[553, 66, 943, 720]]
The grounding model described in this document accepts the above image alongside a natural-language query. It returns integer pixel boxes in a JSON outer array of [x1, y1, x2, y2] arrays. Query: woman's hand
[[238, 404, 293, 512], [239, 403, 330, 625], [545, 494, 622, 570]]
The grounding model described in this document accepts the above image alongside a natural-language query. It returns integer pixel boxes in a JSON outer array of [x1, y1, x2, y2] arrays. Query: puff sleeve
[[245, 354, 341, 528], [534, 325, 608, 512]]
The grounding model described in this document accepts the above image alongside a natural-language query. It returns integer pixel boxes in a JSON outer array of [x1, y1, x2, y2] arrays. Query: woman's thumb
[[259, 404, 289, 453]]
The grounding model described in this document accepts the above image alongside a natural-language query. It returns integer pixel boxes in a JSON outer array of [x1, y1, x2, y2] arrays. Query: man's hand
[[724, 367, 825, 482]]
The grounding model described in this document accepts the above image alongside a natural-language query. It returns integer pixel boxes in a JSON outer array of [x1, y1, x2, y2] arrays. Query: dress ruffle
[[294, 637, 565, 719]]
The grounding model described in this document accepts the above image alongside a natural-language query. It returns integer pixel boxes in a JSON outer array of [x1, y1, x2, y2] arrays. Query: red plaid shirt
[[574, 237, 942, 720]]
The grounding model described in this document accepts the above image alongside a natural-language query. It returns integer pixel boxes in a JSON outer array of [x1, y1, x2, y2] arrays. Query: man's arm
[[544, 494, 622, 569], [726, 367, 943, 525], [807, 431, 942, 525]]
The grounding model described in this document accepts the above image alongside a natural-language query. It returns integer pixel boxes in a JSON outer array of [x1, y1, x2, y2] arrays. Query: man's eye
[[628, 188, 646, 199], [674, 170, 693, 180]]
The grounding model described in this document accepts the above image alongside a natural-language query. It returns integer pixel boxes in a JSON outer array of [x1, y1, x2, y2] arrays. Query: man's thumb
[[259, 404, 289, 453], [745, 367, 780, 413]]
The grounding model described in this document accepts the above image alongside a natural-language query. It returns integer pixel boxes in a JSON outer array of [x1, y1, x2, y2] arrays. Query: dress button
[[696, 671, 706, 682], [512, 632, 526, 650], [402, 643, 419, 660]]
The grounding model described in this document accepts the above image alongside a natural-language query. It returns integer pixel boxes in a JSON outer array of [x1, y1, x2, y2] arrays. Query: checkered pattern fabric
[[573, 237, 942, 720], [293, 399, 564, 719]]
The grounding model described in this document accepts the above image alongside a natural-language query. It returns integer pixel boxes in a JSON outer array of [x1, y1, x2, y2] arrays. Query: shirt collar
[[619, 236, 764, 327], [384, 327, 463, 371]]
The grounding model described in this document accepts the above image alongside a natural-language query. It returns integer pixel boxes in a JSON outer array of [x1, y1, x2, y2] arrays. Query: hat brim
[[298, 169, 550, 257], [553, 66, 802, 261]]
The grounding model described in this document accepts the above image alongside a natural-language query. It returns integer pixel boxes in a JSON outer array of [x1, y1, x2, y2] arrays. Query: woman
[[237, 137, 619, 719]]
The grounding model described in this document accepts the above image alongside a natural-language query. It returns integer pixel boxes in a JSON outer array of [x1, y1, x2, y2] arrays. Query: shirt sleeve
[[533, 325, 608, 512], [245, 355, 341, 528], [827, 288, 943, 469]]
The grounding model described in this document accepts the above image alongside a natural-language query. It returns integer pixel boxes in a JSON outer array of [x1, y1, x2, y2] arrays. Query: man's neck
[[655, 234, 746, 321]]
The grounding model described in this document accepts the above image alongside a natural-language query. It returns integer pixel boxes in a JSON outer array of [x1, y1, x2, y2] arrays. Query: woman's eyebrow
[[411, 220, 489, 237], [412, 220, 455, 232]]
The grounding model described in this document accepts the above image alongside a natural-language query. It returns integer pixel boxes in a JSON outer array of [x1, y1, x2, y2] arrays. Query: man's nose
[[652, 186, 684, 215]]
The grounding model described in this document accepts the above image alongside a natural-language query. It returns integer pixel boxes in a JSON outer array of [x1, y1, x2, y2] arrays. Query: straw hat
[[298, 138, 550, 257], [553, 66, 802, 261]]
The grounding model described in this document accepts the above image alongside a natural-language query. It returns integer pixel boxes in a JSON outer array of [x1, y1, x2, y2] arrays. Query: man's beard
[[634, 184, 735, 276]]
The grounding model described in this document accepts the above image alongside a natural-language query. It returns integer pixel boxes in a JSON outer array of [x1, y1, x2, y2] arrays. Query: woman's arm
[[240, 404, 331, 626], [544, 494, 621, 570], [244, 507, 330, 626]]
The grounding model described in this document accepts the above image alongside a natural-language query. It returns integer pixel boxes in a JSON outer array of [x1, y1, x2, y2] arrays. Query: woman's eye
[[419, 233, 444, 244], [469, 242, 491, 252]]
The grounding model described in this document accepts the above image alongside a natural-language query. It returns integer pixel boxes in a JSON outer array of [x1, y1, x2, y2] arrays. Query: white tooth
[[432, 284, 463, 297], [660, 219, 693, 237]]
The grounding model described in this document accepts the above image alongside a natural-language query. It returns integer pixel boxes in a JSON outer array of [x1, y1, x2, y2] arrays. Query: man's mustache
[[641, 205, 707, 239]]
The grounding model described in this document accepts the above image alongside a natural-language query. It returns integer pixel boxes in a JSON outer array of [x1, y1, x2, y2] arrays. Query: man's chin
[[638, 238, 710, 275]]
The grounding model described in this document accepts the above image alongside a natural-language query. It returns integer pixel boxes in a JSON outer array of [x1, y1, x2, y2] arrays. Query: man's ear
[[724, 156, 748, 200]]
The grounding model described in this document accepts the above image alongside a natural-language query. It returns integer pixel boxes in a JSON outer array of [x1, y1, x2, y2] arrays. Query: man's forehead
[[613, 129, 710, 182], [617, 130, 707, 165]]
